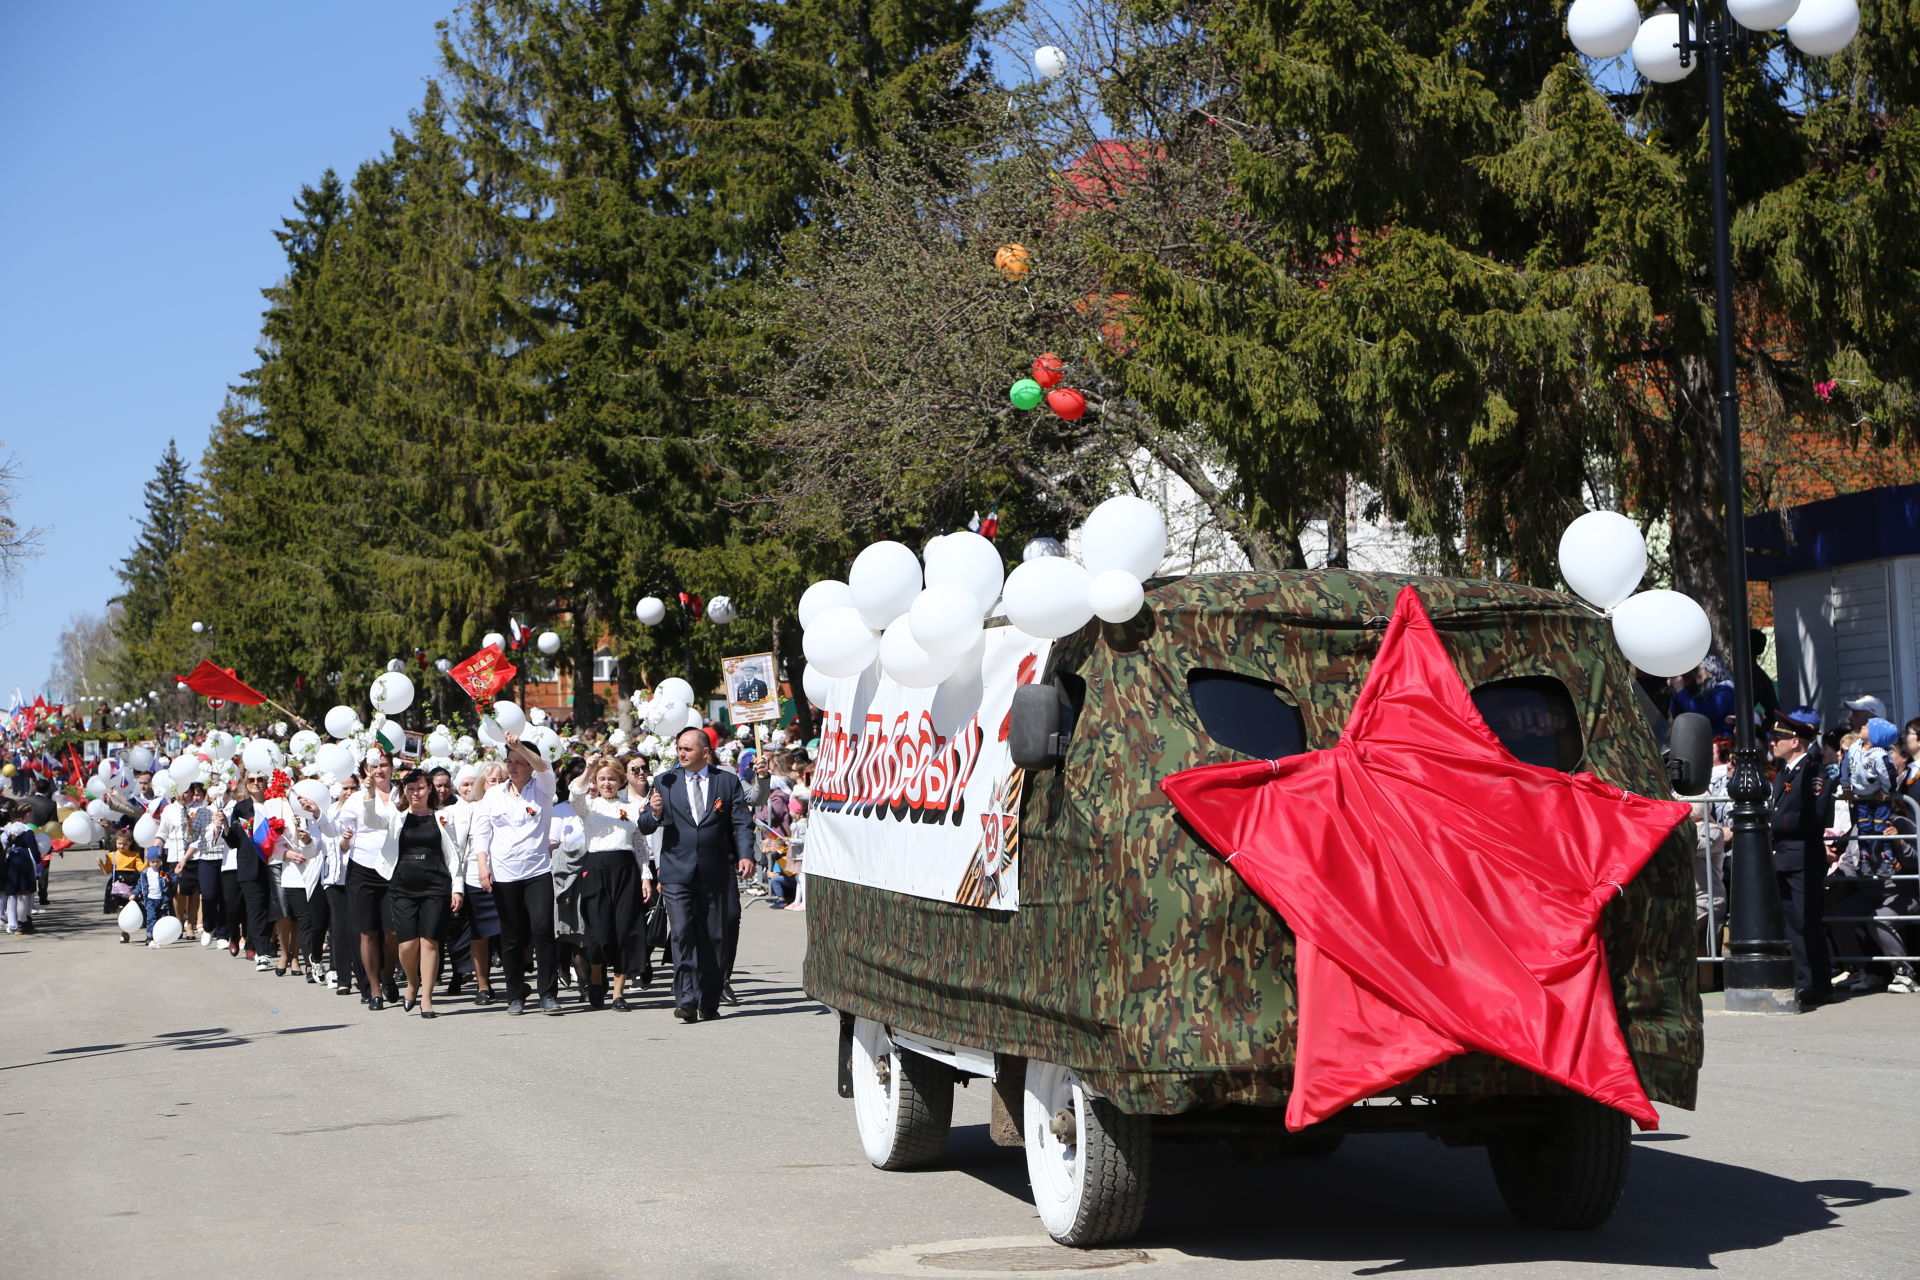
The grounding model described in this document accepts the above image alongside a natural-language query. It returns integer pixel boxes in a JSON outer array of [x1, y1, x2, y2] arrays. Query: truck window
[[1186, 669, 1307, 761], [1471, 676, 1583, 772]]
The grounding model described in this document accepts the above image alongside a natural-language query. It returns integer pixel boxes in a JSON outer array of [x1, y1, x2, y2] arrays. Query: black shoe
[[274, 967, 287, 977], [721, 984, 740, 1006], [420, 1009, 438, 1020], [368, 997, 385, 1012], [382, 983, 400, 1004], [674, 1005, 698, 1023], [637, 967, 653, 990], [587, 984, 606, 1010], [403, 997, 418, 1014], [475, 989, 496, 1006], [541, 996, 563, 1016], [507, 999, 526, 1016], [337, 985, 356, 997], [612, 997, 632, 1012], [446, 973, 465, 997], [699, 1008, 720, 1021]]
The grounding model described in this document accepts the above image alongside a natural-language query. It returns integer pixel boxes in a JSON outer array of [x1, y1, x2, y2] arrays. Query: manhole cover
[[916, 1246, 1152, 1273]]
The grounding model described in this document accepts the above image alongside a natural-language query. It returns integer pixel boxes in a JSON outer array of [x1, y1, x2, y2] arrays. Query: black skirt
[[389, 856, 452, 943], [578, 848, 649, 973]]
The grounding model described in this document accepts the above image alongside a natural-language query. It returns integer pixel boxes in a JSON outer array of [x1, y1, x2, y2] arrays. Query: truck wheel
[[1487, 1097, 1630, 1229], [851, 1017, 953, 1170], [1023, 1060, 1151, 1247]]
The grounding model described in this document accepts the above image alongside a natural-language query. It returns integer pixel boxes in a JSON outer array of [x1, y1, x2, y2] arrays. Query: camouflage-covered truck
[[802, 570, 1708, 1246]]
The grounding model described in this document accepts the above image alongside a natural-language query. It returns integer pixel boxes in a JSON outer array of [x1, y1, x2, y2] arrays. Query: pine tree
[[109, 440, 198, 695]]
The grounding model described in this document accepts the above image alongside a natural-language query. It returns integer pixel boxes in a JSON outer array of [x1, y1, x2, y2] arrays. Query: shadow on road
[[945, 1124, 1909, 1271], [4, 1024, 352, 1071]]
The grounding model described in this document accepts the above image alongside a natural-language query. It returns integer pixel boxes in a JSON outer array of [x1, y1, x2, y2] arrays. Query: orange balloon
[[994, 243, 1032, 281]]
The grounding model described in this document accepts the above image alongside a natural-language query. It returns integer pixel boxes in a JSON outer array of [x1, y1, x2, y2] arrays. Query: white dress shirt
[[474, 768, 555, 883], [568, 777, 654, 880]]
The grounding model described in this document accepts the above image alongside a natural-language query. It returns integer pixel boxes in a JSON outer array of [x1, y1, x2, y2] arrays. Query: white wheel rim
[[1025, 1061, 1084, 1234], [851, 1017, 901, 1165]]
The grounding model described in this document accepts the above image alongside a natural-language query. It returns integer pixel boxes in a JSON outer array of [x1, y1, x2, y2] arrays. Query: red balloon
[[1031, 352, 1065, 389], [1046, 387, 1087, 421]]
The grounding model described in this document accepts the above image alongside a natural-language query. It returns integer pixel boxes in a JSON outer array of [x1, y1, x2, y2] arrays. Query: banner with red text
[[804, 626, 1050, 912]]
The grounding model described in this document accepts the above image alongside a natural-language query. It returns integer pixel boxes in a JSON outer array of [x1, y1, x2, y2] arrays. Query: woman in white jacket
[[347, 767, 464, 1017]]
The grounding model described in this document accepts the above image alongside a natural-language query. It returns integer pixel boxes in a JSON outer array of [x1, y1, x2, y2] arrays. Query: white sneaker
[[1890, 974, 1917, 994], [200, 931, 216, 948], [254, 958, 272, 972], [325, 970, 339, 988]]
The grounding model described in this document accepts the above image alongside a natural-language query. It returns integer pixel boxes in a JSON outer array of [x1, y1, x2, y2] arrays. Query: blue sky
[[0, 1, 450, 697]]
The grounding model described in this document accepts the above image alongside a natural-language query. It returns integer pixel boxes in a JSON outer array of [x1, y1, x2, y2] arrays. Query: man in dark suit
[[1767, 708, 1830, 1006], [736, 671, 770, 704], [636, 727, 753, 1021], [223, 770, 279, 970]]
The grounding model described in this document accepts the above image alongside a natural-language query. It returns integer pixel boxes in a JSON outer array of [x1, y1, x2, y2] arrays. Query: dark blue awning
[[1747, 484, 1920, 581]]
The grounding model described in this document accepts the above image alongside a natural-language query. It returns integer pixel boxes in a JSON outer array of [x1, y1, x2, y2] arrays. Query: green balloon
[[1009, 378, 1044, 411]]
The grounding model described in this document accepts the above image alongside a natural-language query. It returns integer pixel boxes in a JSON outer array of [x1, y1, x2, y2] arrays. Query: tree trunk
[[569, 597, 598, 726], [1665, 354, 1734, 659], [1326, 475, 1350, 570]]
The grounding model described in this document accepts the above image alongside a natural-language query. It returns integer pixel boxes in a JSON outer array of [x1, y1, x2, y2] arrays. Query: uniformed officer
[[1767, 707, 1831, 1006]]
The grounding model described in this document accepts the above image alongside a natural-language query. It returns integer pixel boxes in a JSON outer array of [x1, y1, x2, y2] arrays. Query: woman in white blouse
[[572, 754, 655, 1011]]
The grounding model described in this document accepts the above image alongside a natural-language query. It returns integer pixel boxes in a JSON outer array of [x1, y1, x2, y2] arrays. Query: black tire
[[1487, 1097, 1631, 1229], [851, 1018, 955, 1171], [1024, 1062, 1152, 1247]]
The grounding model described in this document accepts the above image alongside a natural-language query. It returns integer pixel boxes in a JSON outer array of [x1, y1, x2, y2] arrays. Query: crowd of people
[[3, 725, 814, 1024], [1671, 662, 1920, 1007]]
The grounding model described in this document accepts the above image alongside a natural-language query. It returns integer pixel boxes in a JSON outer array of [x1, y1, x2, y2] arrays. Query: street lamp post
[[1565, 0, 1859, 1011]]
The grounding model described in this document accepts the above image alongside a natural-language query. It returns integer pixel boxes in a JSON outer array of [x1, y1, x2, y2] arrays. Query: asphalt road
[[4, 856, 1915, 1279]]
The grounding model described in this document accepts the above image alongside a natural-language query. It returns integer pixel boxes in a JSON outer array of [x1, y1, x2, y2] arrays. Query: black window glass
[[1186, 669, 1307, 760], [1471, 676, 1584, 773]]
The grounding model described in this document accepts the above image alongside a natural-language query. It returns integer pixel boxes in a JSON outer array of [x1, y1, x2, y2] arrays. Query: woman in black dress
[[570, 754, 653, 1010], [387, 768, 463, 1017]]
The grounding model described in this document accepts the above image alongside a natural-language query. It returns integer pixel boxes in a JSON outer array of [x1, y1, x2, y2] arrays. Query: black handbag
[[643, 899, 669, 951]]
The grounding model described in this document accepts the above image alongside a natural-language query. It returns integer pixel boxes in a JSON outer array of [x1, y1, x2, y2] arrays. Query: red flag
[[1162, 587, 1687, 1131], [175, 659, 268, 706], [447, 645, 518, 703]]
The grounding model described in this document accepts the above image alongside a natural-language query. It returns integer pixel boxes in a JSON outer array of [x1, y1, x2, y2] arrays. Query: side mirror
[[1666, 712, 1712, 796], [1008, 683, 1070, 771]]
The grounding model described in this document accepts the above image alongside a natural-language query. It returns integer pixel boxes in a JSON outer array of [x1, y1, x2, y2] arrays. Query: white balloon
[[293, 779, 331, 810], [908, 584, 986, 657], [635, 597, 667, 626], [1610, 590, 1714, 678], [150, 772, 179, 799], [684, 707, 706, 731], [1786, 0, 1858, 54], [241, 739, 283, 775], [152, 915, 184, 946], [535, 630, 561, 655], [86, 798, 112, 822], [191, 620, 205, 634], [61, 812, 97, 844], [1567, 0, 1643, 58], [880, 615, 963, 688], [1080, 495, 1168, 582], [1004, 557, 1095, 639], [1088, 569, 1147, 624], [647, 699, 689, 737], [655, 677, 696, 707], [483, 630, 507, 651], [85, 776, 107, 798], [425, 728, 454, 757], [370, 671, 415, 714], [849, 541, 923, 630], [324, 706, 361, 740], [127, 746, 155, 772], [802, 663, 836, 708], [289, 729, 321, 756], [1034, 44, 1067, 79], [1728, 0, 1801, 30], [1631, 12, 1695, 82], [167, 756, 203, 785], [118, 903, 146, 935], [204, 730, 238, 761], [491, 701, 527, 736], [477, 716, 507, 747], [707, 596, 737, 625], [803, 605, 882, 678], [798, 579, 855, 629], [924, 530, 1005, 613], [133, 814, 160, 845], [313, 742, 357, 784], [1557, 510, 1648, 610]]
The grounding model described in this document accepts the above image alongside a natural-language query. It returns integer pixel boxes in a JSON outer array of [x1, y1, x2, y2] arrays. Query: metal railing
[[1693, 792, 1918, 970]]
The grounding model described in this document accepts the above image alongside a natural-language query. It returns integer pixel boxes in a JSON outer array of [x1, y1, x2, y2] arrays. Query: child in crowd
[[2, 803, 39, 934], [133, 849, 174, 945]]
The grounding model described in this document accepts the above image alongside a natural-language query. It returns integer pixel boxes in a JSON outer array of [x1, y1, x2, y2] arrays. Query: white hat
[[454, 764, 480, 786], [1843, 694, 1888, 719]]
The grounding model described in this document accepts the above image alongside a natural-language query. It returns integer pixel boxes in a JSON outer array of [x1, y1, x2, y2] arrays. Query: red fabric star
[[1162, 587, 1686, 1131]]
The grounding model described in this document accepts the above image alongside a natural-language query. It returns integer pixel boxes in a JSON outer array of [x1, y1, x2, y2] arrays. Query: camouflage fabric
[[804, 571, 1702, 1117]]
